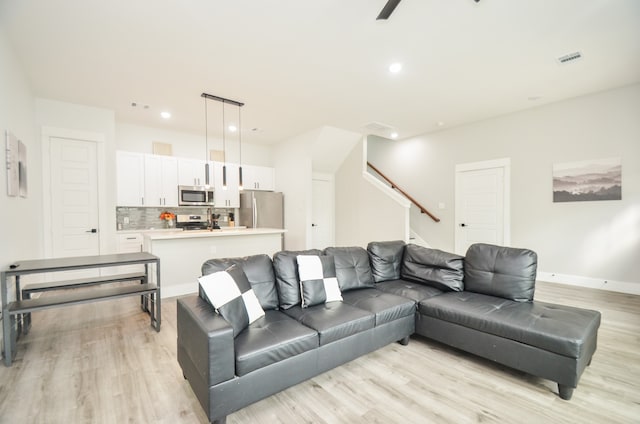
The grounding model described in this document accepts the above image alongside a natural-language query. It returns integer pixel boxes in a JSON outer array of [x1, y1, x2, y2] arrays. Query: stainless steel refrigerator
[[239, 191, 284, 229]]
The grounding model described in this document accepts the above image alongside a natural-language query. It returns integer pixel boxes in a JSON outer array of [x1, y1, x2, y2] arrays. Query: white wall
[[0, 31, 40, 261], [368, 84, 640, 288], [273, 125, 362, 250], [35, 98, 118, 254], [335, 140, 408, 248], [274, 129, 317, 250], [116, 123, 273, 167], [0, 28, 39, 341]]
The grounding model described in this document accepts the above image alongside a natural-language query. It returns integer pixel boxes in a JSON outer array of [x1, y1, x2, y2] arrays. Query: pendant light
[[203, 96, 210, 186], [221, 101, 227, 190], [200, 92, 245, 191], [238, 103, 244, 191]]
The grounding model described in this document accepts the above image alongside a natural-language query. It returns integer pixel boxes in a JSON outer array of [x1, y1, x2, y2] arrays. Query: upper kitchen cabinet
[[116, 151, 145, 206], [242, 165, 275, 191], [213, 162, 239, 208], [178, 158, 208, 186], [144, 155, 179, 207]]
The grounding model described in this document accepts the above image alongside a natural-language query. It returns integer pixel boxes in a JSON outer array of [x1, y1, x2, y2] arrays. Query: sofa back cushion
[[464, 243, 537, 302], [297, 255, 343, 307], [273, 249, 322, 309], [401, 244, 464, 292], [367, 240, 405, 282], [198, 264, 265, 337], [201, 254, 279, 310], [324, 246, 375, 291]]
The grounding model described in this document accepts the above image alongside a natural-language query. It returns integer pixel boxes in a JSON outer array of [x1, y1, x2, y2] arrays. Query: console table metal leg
[[154, 260, 161, 331], [141, 264, 149, 312], [23, 289, 32, 335], [15, 275, 22, 337], [2, 271, 14, 366]]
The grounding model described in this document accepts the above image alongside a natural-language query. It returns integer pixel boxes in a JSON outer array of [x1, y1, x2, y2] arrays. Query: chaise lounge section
[[177, 242, 601, 423]]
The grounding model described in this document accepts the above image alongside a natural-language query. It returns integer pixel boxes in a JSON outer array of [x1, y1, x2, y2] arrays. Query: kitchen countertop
[[117, 228, 184, 234], [118, 226, 248, 234], [143, 227, 285, 240]]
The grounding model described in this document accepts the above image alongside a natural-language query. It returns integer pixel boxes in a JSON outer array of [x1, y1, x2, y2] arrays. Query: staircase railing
[[367, 162, 440, 223]]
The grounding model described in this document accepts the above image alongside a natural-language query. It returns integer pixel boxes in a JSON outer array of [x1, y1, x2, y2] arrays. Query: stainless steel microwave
[[178, 185, 214, 206]]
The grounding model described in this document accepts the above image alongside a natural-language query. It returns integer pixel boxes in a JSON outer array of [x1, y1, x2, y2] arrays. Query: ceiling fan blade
[[377, 0, 402, 20]]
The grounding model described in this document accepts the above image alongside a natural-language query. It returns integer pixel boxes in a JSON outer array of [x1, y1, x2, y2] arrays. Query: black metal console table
[[1, 252, 161, 366]]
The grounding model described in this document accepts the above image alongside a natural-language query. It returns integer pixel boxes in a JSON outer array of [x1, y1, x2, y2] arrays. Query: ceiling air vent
[[556, 51, 583, 65], [363, 122, 392, 133]]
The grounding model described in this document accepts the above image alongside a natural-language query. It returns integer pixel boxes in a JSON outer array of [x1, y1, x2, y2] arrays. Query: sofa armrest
[[177, 296, 235, 387]]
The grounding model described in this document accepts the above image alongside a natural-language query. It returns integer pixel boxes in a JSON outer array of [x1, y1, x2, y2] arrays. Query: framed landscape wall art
[[552, 158, 621, 203]]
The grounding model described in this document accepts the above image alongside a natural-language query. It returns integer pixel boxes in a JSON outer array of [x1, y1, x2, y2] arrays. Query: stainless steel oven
[[178, 185, 214, 206]]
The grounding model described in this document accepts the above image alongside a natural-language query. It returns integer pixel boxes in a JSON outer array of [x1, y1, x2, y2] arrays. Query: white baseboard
[[537, 271, 640, 296]]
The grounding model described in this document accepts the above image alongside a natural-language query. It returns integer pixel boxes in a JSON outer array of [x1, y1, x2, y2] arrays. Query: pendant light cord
[[238, 104, 243, 190], [204, 97, 210, 185], [205, 98, 210, 157], [222, 102, 226, 164], [222, 101, 227, 189]]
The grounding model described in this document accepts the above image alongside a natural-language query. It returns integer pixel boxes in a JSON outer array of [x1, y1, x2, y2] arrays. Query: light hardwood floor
[[1, 281, 639, 423]]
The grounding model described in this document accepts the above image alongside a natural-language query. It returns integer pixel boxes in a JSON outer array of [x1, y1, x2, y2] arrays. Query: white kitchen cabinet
[[144, 155, 179, 206], [178, 158, 208, 186], [242, 165, 275, 191], [213, 162, 239, 208], [116, 151, 145, 206]]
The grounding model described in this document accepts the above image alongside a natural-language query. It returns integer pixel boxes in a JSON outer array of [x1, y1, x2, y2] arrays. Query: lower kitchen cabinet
[[116, 233, 144, 273]]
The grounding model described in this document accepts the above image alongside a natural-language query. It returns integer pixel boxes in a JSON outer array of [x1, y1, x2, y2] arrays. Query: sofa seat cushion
[[235, 310, 319, 376], [419, 292, 601, 358], [376, 279, 444, 303], [341, 288, 416, 326], [284, 302, 375, 346]]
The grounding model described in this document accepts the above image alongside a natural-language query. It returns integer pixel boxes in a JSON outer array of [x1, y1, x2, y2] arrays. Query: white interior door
[[455, 159, 510, 255], [50, 137, 100, 259], [311, 175, 334, 249]]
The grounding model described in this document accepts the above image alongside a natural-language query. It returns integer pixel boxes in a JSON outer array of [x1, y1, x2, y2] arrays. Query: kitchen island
[[143, 228, 285, 298]]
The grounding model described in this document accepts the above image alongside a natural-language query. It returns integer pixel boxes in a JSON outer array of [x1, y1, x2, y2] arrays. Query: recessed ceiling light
[[228, 125, 237, 132], [390, 132, 399, 139], [437, 121, 445, 127], [389, 62, 403, 73], [160, 111, 171, 119]]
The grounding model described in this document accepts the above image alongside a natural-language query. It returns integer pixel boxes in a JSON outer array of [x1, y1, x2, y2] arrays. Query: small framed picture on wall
[[5, 130, 28, 198]]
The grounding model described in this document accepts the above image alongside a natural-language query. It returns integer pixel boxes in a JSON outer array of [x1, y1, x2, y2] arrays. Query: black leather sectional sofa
[[177, 242, 601, 424]]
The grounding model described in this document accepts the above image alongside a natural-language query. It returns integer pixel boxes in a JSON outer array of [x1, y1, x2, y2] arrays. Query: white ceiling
[[1, 0, 639, 144]]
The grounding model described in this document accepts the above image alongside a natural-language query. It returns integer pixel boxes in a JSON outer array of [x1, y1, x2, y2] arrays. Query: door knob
[[86, 228, 98, 233], [460, 223, 467, 227], [311, 223, 317, 227]]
